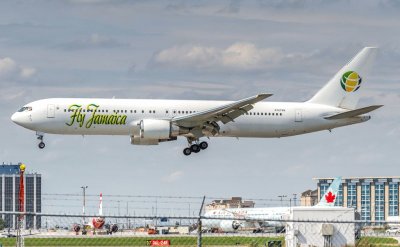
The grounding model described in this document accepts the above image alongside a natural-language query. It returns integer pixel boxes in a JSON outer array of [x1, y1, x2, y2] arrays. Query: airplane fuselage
[[11, 98, 369, 138]]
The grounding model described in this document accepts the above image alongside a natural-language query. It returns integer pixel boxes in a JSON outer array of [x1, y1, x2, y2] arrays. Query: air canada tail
[[315, 177, 342, 207], [308, 47, 378, 110]]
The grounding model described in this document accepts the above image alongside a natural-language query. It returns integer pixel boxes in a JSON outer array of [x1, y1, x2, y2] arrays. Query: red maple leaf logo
[[325, 191, 336, 203]]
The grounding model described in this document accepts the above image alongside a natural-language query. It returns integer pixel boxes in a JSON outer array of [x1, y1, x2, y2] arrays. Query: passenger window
[[166, 110, 169, 114], [153, 110, 155, 113], [142, 110, 144, 113]]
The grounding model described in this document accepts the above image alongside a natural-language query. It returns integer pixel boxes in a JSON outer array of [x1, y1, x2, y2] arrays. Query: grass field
[[0, 236, 398, 246], [0, 236, 284, 246], [356, 237, 399, 246]]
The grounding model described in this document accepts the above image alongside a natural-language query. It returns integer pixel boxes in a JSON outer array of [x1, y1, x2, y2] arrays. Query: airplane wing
[[172, 93, 272, 129], [324, 105, 383, 120]]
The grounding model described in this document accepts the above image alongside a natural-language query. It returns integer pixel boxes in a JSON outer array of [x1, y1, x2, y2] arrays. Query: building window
[[375, 183, 385, 223], [335, 183, 343, 206], [320, 183, 330, 200], [361, 183, 371, 221], [389, 183, 399, 216], [347, 183, 357, 208]]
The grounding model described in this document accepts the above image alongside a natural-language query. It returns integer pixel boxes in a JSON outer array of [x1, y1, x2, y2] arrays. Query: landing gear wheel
[[199, 141, 208, 150], [191, 144, 200, 153], [183, 148, 192, 156], [38, 142, 45, 149]]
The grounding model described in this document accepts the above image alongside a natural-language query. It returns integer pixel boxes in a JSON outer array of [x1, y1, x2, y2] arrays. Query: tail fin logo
[[340, 71, 362, 92], [325, 191, 336, 203]]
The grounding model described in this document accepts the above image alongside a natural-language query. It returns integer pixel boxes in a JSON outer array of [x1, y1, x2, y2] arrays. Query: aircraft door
[[295, 109, 302, 122], [47, 104, 55, 118]]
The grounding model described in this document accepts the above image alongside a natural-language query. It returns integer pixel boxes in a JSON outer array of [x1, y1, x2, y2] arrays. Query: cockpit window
[[17, 106, 32, 112]]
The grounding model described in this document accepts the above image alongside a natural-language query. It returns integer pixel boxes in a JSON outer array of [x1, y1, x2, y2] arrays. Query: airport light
[[81, 186, 88, 223]]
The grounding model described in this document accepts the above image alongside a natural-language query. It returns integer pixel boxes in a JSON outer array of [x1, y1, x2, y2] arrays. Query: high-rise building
[[0, 163, 41, 229], [314, 177, 399, 222]]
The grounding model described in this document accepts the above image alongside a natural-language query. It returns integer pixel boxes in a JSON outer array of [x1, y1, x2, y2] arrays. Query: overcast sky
[[0, 0, 399, 216]]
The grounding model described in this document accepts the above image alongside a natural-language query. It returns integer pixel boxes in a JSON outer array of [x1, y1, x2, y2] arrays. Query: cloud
[[0, 57, 36, 80], [150, 42, 311, 72], [217, 0, 242, 14], [162, 171, 184, 183], [60, 33, 129, 50]]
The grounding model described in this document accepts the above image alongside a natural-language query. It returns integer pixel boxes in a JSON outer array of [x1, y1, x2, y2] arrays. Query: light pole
[[81, 186, 88, 223], [278, 195, 287, 206]]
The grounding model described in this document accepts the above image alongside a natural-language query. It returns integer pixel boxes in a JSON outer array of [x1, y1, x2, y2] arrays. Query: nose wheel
[[36, 132, 46, 149], [183, 139, 208, 156]]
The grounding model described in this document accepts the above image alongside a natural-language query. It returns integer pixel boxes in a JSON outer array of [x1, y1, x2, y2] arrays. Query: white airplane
[[11, 47, 382, 155], [202, 177, 342, 232], [73, 193, 118, 235]]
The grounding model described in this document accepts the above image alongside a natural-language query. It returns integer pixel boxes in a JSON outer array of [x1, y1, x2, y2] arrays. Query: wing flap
[[324, 105, 383, 120], [173, 93, 272, 127]]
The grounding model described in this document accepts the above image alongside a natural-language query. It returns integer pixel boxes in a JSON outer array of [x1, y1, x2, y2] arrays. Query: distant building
[[314, 177, 399, 222], [0, 163, 42, 229], [300, 189, 318, 206], [205, 197, 255, 212]]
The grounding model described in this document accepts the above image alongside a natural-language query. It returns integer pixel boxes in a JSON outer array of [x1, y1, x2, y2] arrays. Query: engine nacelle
[[131, 119, 179, 145], [219, 220, 241, 232]]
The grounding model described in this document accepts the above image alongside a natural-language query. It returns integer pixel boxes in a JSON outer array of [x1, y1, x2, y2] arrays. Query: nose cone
[[11, 112, 27, 127], [11, 112, 19, 124]]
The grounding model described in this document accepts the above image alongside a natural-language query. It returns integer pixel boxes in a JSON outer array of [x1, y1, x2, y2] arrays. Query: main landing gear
[[183, 139, 208, 156], [36, 132, 45, 149]]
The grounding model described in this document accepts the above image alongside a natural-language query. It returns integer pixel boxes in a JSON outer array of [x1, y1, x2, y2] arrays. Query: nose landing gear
[[36, 132, 45, 149], [183, 138, 208, 156]]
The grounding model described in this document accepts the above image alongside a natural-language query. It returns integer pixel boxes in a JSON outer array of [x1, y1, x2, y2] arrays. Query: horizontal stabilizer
[[324, 105, 383, 120]]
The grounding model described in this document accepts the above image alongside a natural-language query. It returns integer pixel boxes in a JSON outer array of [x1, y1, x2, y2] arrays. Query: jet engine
[[131, 119, 179, 145], [219, 220, 241, 232]]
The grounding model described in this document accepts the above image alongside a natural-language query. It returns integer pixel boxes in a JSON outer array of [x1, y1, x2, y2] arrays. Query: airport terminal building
[[0, 163, 42, 229], [314, 177, 399, 222]]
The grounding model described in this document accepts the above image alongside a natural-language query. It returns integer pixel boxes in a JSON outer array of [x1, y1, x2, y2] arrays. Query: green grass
[[357, 237, 399, 246], [0, 236, 284, 246]]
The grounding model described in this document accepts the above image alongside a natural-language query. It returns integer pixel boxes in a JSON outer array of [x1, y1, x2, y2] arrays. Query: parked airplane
[[202, 177, 342, 232], [11, 47, 381, 155], [73, 193, 118, 235]]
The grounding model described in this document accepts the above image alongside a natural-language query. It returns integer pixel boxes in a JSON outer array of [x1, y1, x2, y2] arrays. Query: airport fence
[[0, 212, 399, 246]]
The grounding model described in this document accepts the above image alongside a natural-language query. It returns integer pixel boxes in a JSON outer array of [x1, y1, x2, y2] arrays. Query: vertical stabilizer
[[308, 47, 378, 110], [315, 177, 342, 207], [99, 193, 103, 216]]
